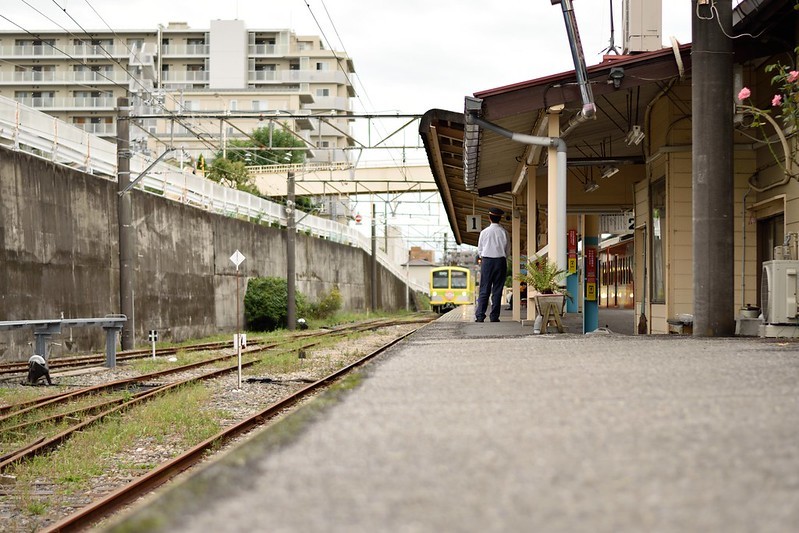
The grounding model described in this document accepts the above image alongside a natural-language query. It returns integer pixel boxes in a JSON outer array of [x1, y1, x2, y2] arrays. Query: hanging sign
[[600, 211, 635, 234], [567, 229, 578, 274], [585, 246, 597, 301], [466, 215, 481, 233]]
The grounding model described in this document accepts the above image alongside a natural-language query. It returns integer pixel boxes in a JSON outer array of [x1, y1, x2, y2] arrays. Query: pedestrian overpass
[[247, 162, 437, 196]]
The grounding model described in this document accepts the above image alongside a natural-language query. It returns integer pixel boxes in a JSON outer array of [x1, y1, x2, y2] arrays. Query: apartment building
[[0, 20, 355, 165]]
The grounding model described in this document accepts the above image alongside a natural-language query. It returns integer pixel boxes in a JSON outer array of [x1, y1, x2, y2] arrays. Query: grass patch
[[6, 383, 222, 520], [0, 386, 46, 408], [250, 348, 307, 376]]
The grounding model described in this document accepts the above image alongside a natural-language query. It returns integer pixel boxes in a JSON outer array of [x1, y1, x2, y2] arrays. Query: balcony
[[64, 44, 124, 57], [15, 96, 117, 110], [248, 43, 290, 56], [161, 44, 210, 57], [74, 122, 116, 136], [305, 96, 351, 112], [0, 70, 130, 84], [5, 71, 58, 83], [161, 71, 209, 83], [1, 45, 57, 57], [248, 69, 349, 85], [71, 71, 130, 84]]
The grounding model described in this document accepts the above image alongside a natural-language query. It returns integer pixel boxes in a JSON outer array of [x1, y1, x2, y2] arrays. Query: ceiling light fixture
[[600, 164, 620, 179], [584, 179, 600, 193], [608, 67, 625, 89], [625, 125, 645, 146]]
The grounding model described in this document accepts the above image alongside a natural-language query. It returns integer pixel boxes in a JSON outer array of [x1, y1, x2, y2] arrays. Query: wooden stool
[[540, 302, 564, 333]]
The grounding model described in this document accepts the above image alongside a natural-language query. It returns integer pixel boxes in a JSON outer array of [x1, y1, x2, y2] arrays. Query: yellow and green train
[[429, 266, 475, 314]]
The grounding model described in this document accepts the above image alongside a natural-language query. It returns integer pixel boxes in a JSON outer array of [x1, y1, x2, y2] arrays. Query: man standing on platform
[[475, 207, 510, 322]]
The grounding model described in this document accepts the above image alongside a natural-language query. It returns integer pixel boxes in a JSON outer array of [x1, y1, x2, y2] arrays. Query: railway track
[[0, 318, 425, 469], [0, 319, 429, 531], [0, 318, 402, 379]]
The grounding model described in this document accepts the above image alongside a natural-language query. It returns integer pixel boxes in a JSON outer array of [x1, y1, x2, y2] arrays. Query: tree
[[207, 158, 259, 195], [225, 124, 306, 166], [206, 123, 307, 197]]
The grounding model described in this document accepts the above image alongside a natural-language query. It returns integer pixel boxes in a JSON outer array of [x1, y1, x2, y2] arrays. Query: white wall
[[209, 20, 248, 89]]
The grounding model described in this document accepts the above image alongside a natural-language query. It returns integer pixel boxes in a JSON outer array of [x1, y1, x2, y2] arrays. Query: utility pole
[[692, 0, 734, 336], [286, 170, 296, 330], [371, 203, 378, 311], [117, 97, 134, 350]]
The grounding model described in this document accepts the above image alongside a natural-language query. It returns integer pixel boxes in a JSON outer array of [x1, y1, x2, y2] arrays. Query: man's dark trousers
[[476, 256, 507, 321]]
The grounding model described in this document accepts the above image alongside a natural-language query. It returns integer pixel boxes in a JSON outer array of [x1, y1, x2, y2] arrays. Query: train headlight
[[432, 291, 438, 297], [462, 291, 467, 296]]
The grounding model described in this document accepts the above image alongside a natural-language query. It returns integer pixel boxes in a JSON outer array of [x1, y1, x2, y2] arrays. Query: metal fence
[[0, 95, 426, 293]]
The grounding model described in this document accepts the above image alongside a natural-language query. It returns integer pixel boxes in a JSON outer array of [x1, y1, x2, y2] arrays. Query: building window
[[316, 62, 328, 71], [650, 178, 666, 304], [317, 88, 330, 97]]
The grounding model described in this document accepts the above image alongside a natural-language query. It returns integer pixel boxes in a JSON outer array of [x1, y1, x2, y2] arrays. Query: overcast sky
[[1, 0, 693, 140], [1, 0, 694, 253]]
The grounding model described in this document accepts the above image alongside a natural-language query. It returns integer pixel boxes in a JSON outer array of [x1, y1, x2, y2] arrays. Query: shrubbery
[[307, 285, 342, 319], [244, 277, 304, 331], [244, 278, 342, 331]]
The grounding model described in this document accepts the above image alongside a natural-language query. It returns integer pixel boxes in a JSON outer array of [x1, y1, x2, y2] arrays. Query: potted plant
[[516, 256, 571, 317]]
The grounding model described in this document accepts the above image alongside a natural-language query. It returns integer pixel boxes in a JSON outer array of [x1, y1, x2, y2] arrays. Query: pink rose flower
[[788, 71, 799, 83], [772, 94, 783, 107], [738, 87, 751, 101]]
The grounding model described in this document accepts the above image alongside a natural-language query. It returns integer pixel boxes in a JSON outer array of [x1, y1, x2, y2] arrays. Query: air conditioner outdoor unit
[[761, 260, 799, 325]]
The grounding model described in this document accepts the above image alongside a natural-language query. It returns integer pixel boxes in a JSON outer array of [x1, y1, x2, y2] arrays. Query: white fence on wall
[[0, 95, 426, 294]]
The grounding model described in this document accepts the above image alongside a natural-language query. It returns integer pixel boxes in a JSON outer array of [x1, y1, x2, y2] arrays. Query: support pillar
[[583, 215, 599, 333], [526, 179, 538, 323], [692, 0, 735, 336], [547, 108, 567, 274], [566, 215, 580, 313], [117, 97, 134, 350], [512, 199, 521, 322], [286, 170, 296, 330], [371, 203, 378, 311]]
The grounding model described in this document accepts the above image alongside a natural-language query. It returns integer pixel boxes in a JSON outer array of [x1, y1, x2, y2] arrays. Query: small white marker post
[[148, 330, 158, 359], [230, 250, 246, 389]]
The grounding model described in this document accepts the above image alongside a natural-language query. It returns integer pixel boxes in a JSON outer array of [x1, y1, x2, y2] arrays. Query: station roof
[[419, 43, 691, 248], [418, 0, 796, 249]]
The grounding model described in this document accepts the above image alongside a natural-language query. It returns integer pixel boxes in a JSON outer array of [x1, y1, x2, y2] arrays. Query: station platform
[[440, 303, 636, 337], [107, 312, 799, 533]]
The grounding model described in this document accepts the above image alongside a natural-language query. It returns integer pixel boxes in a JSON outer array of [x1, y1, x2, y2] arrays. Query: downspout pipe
[[552, 0, 596, 137], [464, 110, 569, 273]]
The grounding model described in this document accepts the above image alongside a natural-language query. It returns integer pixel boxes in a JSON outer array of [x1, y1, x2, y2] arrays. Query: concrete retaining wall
[[0, 147, 408, 361]]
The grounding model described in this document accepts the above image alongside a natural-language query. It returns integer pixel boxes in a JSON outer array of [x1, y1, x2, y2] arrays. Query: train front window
[[451, 271, 467, 289], [432, 271, 449, 289]]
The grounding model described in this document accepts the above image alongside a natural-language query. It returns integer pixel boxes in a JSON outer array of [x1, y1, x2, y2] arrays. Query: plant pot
[[740, 308, 760, 318], [532, 294, 565, 317]]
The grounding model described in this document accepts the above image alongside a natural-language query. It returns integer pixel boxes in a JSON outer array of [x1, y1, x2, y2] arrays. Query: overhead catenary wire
[[302, 0, 417, 177]]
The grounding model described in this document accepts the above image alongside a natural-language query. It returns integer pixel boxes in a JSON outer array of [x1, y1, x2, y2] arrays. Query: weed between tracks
[[3, 384, 221, 531]]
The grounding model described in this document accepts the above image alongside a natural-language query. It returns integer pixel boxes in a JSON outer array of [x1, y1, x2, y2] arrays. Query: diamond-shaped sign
[[229, 250, 245, 268]]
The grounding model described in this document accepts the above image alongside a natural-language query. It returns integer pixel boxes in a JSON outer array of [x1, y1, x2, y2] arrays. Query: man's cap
[[488, 207, 504, 216]]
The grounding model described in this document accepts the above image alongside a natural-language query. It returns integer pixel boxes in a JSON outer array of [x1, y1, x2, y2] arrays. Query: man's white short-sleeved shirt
[[477, 223, 509, 258]]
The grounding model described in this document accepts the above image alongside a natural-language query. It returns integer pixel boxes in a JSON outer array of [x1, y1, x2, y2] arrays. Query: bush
[[310, 286, 342, 319], [244, 277, 308, 331]]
